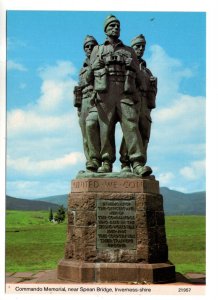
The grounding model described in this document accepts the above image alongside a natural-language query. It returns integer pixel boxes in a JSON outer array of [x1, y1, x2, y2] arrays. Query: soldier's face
[[84, 42, 96, 58], [106, 21, 120, 39], [133, 43, 145, 58]]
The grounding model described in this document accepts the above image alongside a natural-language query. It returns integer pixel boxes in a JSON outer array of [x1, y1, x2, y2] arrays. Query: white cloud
[[147, 46, 205, 151], [7, 60, 79, 138], [146, 45, 205, 192], [7, 60, 27, 72], [7, 109, 74, 136], [7, 60, 82, 180], [37, 79, 74, 112], [151, 94, 205, 145], [157, 172, 175, 186], [154, 94, 205, 123], [7, 152, 85, 175], [180, 160, 205, 180], [147, 45, 193, 103], [36, 61, 77, 113], [7, 180, 71, 199], [38, 61, 77, 81]]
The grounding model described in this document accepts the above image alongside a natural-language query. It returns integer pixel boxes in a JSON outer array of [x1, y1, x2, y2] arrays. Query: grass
[[6, 210, 67, 272], [5, 211, 205, 275], [165, 215, 205, 274]]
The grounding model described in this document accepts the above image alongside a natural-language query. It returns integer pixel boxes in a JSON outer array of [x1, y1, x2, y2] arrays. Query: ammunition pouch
[[147, 77, 157, 109], [124, 70, 136, 94], [73, 86, 82, 108], [140, 74, 150, 92], [146, 91, 156, 109], [94, 68, 108, 92], [79, 67, 89, 88]]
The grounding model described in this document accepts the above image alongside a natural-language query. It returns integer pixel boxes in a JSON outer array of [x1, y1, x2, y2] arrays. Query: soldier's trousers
[[79, 96, 101, 164], [120, 97, 152, 165], [94, 80, 145, 166], [86, 106, 101, 163]]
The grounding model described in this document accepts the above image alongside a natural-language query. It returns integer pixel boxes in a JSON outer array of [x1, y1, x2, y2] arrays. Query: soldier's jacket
[[79, 58, 94, 94], [138, 58, 157, 109], [74, 58, 94, 108], [88, 38, 142, 92]]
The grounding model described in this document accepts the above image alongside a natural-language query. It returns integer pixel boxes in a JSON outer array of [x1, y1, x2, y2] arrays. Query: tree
[[54, 205, 66, 224], [48, 208, 53, 222]]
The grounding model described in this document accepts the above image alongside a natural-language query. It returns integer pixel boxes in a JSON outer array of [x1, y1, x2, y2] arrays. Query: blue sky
[[6, 11, 206, 199]]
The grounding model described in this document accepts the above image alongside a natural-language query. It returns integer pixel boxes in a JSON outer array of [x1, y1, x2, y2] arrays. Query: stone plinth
[[57, 177, 175, 283], [58, 261, 175, 283]]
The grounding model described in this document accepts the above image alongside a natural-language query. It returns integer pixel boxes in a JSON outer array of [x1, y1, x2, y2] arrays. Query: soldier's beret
[[131, 34, 146, 47], [104, 15, 120, 32], [83, 35, 98, 48]]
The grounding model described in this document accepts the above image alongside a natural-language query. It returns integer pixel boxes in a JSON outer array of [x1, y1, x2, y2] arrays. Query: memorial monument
[[57, 15, 176, 283]]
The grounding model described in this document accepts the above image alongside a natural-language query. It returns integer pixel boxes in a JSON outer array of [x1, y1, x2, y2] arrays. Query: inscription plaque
[[97, 199, 136, 249], [72, 178, 159, 193]]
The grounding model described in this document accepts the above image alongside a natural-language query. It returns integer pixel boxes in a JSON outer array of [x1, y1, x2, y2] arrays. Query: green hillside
[[161, 187, 206, 215], [6, 210, 205, 274], [6, 187, 206, 215], [6, 195, 60, 211], [34, 194, 67, 206]]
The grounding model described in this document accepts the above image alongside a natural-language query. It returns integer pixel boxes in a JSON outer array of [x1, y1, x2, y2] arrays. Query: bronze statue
[[74, 17, 157, 177], [74, 35, 101, 172], [87, 15, 152, 176], [119, 34, 157, 173]]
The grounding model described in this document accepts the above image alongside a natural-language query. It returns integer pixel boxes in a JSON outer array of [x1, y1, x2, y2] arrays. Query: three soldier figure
[[74, 15, 157, 177]]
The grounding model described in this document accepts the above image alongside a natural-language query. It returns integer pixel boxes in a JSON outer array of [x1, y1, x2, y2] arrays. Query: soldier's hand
[[125, 57, 136, 71], [125, 57, 132, 66], [92, 59, 104, 70]]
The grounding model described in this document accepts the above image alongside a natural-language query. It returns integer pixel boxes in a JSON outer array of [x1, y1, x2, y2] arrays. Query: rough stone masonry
[[58, 177, 175, 283]]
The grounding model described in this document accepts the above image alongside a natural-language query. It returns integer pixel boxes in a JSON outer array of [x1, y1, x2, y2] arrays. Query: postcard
[[1, 0, 216, 299]]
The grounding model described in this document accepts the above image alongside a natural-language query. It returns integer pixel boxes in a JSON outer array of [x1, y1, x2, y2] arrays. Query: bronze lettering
[[97, 199, 136, 249]]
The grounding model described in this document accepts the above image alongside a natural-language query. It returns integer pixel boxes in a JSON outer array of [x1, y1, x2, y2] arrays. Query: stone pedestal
[[57, 177, 175, 283]]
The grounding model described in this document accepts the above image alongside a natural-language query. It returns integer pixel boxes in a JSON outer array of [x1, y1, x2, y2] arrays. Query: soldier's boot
[[133, 163, 152, 177], [120, 162, 132, 173], [86, 159, 101, 172], [97, 160, 112, 173]]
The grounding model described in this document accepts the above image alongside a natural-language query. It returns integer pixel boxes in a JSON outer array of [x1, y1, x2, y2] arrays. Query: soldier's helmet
[[83, 35, 98, 49], [104, 15, 120, 32], [131, 34, 146, 47]]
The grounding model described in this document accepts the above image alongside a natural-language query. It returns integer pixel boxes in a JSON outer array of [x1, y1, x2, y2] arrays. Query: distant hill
[[6, 187, 206, 215], [161, 187, 206, 215], [34, 194, 67, 207], [6, 196, 60, 211]]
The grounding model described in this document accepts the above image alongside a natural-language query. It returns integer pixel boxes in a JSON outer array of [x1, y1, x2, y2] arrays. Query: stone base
[[57, 259, 176, 283], [58, 177, 176, 283]]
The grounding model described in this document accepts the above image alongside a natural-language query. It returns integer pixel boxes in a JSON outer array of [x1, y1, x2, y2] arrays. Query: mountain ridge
[[6, 195, 60, 211], [6, 187, 206, 215]]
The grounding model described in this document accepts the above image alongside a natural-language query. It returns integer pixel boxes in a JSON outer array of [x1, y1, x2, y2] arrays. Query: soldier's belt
[[109, 76, 125, 82]]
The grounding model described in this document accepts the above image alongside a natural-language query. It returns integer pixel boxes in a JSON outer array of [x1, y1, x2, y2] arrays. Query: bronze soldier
[[119, 34, 157, 174], [88, 15, 152, 176], [74, 35, 101, 172]]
